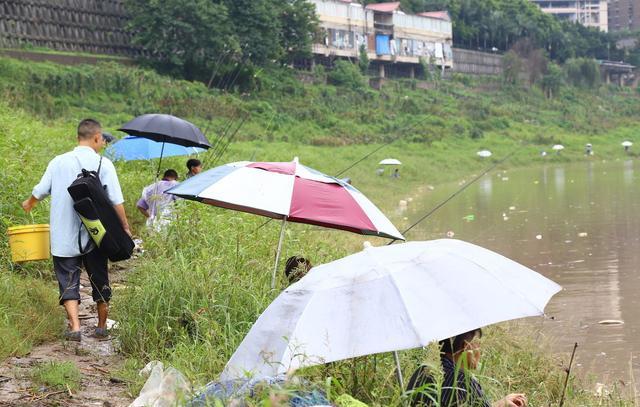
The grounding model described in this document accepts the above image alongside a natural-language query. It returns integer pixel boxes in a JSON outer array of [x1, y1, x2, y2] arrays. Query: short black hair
[[284, 256, 312, 283], [78, 119, 102, 140], [163, 169, 178, 180], [439, 329, 482, 355], [187, 159, 202, 170]]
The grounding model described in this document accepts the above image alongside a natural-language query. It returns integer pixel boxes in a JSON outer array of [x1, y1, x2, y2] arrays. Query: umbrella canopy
[[552, 144, 564, 151], [220, 239, 561, 380], [105, 136, 205, 161], [118, 114, 211, 149], [476, 150, 492, 158], [622, 141, 633, 147], [379, 158, 402, 165], [167, 159, 403, 241]]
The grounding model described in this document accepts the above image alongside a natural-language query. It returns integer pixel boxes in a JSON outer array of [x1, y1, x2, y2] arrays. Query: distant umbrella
[[552, 144, 565, 151], [476, 150, 492, 158], [379, 158, 402, 165], [622, 141, 633, 147]]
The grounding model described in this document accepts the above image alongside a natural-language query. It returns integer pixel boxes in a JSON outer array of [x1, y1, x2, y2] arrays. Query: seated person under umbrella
[[407, 329, 527, 407], [137, 169, 179, 230], [284, 256, 313, 285]]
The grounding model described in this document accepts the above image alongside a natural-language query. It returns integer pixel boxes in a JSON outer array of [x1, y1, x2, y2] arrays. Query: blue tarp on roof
[[376, 35, 390, 55]]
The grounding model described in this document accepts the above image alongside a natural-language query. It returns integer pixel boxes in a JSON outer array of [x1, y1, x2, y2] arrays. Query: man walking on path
[[21, 119, 131, 341]]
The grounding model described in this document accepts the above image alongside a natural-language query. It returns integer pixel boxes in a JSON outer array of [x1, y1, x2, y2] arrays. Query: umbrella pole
[[393, 351, 405, 392], [271, 217, 288, 289], [156, 141, 166, 180]]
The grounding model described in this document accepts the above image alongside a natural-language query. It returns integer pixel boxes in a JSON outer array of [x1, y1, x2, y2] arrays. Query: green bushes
[[327, 60, 367, 90], [564, 58, 600, 88]]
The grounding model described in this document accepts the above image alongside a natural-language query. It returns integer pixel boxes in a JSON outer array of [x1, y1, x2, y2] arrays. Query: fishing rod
[[388, 145, 523, 244], [207, 47, 232, 89], [559, 342, 578, 407], [212, 114, 250, 166]]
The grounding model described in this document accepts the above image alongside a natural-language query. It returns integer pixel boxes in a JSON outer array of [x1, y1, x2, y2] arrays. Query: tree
[[502, 51, 522, 85], [358, 44, 370, 74], [279, 0, 320, 64], [541, 63, 564, 98], [125, 0, 235, 80]]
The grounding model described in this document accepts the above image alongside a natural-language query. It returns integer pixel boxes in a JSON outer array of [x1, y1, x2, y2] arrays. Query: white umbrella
[[552, 144, 564, 151], [220, 239, 561, 381], [476, 150, 492, 158], [622, 141, 633, 147], [379, 158, 402, 165]]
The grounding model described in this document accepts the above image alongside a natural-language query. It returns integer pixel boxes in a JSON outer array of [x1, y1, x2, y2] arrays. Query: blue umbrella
[[105, 136, 205, 162]]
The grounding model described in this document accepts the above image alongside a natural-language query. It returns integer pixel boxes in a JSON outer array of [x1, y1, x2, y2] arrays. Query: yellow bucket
[[7, 224, 50, 263]]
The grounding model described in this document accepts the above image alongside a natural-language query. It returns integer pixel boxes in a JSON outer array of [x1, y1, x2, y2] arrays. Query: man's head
[[187, 158, 202, 175], [440, 328, 483, 370], [77, 119, 105, 152], [162, 169, 178, 181]]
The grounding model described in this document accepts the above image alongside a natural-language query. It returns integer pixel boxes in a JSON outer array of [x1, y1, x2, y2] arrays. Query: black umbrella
[[118, 114, 211, 178], [118, 114, 211, 148]]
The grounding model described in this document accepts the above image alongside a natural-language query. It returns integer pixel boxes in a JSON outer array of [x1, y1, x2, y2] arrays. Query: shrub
[[327, 60, 366, 90]]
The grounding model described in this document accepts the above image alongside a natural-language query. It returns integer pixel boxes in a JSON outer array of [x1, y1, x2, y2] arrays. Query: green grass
[[31, 361, 81, 392], [0, 55, 639, 404]]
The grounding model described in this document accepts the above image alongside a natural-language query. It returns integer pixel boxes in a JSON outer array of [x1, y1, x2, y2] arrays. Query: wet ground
[[0, 264, 133, 406]]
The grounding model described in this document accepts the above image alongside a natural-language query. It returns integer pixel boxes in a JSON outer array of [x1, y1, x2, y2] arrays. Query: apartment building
[[608, 0, 640, 31], [531, 0, 608, 31], [309, 0, 453, 77]]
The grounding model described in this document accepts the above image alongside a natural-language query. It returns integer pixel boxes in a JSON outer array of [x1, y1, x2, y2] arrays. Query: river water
[[400, 159, 640, 384]]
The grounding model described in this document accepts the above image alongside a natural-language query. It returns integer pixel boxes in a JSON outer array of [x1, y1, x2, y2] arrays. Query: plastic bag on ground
[[130, 361, 192, 407]]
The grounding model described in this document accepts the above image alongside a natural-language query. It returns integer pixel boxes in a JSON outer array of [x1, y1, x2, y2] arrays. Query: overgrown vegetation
[[1, 56, 639, 404], [30, 361, 81, 392]]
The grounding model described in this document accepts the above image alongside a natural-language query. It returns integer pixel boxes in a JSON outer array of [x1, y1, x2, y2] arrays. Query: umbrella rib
[[367, 249, 425, 347]]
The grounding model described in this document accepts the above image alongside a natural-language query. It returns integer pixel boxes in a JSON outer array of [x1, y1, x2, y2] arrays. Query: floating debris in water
[[501, 177, 509, 181], [598, 320, 624, 326], [508, 206, 516, 211], [427, 185, 435, 191], [446, 231, 455, 238], [407, 197, 413, 202], [399, 200, 407, 207], [463, 214, 475, 222], [403, 217, 408, 220], [536, 234, 543, 240], [534, 180, 539, 184], [578, 232, 588, 237]]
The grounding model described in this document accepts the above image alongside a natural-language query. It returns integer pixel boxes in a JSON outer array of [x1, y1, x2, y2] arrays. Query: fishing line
[[387, 146, 523, 245], [212, 114, 250, 166]]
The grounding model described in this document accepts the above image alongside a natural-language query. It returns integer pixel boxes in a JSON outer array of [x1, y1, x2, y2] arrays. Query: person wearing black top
[[408, 329, 527, 407]]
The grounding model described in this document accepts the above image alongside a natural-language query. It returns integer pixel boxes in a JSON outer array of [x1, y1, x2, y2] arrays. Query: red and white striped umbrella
[[168, 159, 404, 286]]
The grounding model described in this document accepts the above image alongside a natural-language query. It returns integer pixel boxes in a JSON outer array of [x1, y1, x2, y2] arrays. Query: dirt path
[[0, 263, 135, 407]]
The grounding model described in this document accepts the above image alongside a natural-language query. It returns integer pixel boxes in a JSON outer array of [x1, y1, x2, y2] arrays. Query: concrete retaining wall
[[0, 0, 140, 57], [451, 48, 502, 76]]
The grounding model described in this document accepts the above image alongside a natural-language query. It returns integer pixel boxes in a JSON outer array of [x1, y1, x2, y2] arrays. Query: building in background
[[308, 0, 453, 78], [608, 0, 640, 31], [530, 0, 608, 31]]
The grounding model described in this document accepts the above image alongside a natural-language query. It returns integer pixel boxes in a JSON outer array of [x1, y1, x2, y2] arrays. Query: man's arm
[[21, 196, 40, 213], [113, 204, 132, 236], [24, 160, 54, 212], [137, 206, 150, 218]]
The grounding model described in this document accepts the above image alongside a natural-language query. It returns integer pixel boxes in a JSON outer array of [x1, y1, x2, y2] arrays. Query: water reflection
[[407, 160, 640, 384]]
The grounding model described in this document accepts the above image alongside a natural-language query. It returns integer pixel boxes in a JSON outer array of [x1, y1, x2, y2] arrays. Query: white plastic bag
[[130, 361, 192, 407]]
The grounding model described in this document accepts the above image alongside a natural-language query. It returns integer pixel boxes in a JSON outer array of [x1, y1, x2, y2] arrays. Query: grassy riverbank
[[1, 55, 639, 404]]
